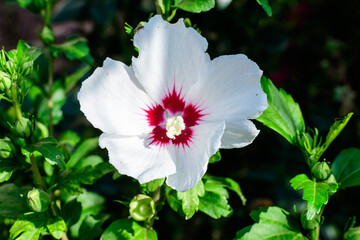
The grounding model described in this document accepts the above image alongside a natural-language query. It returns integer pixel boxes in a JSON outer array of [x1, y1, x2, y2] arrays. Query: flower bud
[[40, 26, 55, 45], [14, 117, 34, 138], [312, 162, 331, 180], [0, 71, 11, 91], [129, 194, 155, 221], [27, 189, 50, 212], [301, 210, 320, 230], [0, 138, 16, 159]]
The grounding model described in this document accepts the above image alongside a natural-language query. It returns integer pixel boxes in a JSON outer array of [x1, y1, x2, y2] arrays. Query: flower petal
[[132, 15, 210, 103], [99, 133, 176, 183], [78, 58, 153, 136], [166, 121, 225, 192], [187, 54, 268, 148]]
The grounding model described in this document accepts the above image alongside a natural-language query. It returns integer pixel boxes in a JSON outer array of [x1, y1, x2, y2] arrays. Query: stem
[[11, 82, 22, 121], [30, 154, 46, 190], [310, 226, 320, 240], [47, 55, 54, 137], [149, 187, 161, 228]]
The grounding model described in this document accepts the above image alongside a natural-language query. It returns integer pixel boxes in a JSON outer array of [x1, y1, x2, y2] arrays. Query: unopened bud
[[40, 26, 55, 45], [312, 162, 331, 180], [0, 71, 11, 91], [0, 138, 16, 159], [301, 210, 320, 230], [129, 194, 155, 221], [27, 189, 50, 212], [14, 117, 33, 138]]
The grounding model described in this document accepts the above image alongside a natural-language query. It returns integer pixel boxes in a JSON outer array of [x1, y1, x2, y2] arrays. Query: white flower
[[78, 15, 268, 192]]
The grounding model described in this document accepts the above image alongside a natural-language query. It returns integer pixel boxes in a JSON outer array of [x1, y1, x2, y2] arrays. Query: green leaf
[[165, 187, 185, 217], [174, 0, 215, 13], [256, 76, 305, 144], [46, 216, 67, 239], [290, 174, 338, 220], [64, 64, 91, 93], [57, 162, 112, 195], [23, 137, 66, 169], [204, 175, 246, 205], [0, 183, 29, 219], [323, 112, 353, 152], [331, 148, 360, 189], [256, 0, 272, 16], [209, 150, 221, 164], [198, 191, 232, 219], [0, 170, 13, 182], [78, 215, 103, 240], [100, 219, 157, 240], [9, 212, 47, 240], [50, 36, 90, 61], [58, 130, 81, 147], [235, 206, 307, 239], [61, 198, 82, 226], [141, 178, 165, 193], [66, 137, 99, 169], [177, 180, 205, 220], [344, 226, 360, 240]]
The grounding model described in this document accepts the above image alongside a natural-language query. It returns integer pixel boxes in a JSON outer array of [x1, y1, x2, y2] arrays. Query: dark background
[[0, 0, 359, 239]]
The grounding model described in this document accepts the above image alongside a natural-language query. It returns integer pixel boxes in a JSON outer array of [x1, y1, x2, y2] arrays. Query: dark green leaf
[[46, 216, 66, 239], [256, 0, 272, 16], [177, 180, 205, 220], [174, 0, 215, 13], [78, 215, 103, 240], [165, 187, 185, 217], [209, 150, 221, 164], [331, 148, 360, 189], [66, 137, 99, 169], [0, 183, 29, 219], [141, 178, 165, 193], [290, 174, 338, 220], [57, 162, 112, 195], [100, 219, 157, 240], [256, 76, 305, 144], [61, 198, 82, 226], [50, 37, 90, 61], [64, 65, 91, 93], [235, 206, 307, 239], [9, 212, 47, 240]]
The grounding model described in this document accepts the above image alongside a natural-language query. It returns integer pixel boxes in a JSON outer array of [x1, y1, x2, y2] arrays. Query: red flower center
[[144, 88, 204, 147]]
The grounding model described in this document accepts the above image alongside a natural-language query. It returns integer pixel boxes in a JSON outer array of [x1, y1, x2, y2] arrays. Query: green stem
[[11, 82, 22, 121], [149, 187, 161, 228], [310, 225, 320, 240], [30, 154, 46, 189], [47, 55, 54, 137]]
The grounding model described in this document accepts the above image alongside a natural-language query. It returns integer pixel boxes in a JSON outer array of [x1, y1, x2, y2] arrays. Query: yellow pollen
[[166, 116, 185, 139]]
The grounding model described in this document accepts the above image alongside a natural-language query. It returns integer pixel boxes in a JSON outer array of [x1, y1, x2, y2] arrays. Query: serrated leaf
[[23, 137, 66, 169], [290, 174, 338, 220], [57, 162, 112, 195], [344, 226, 360, 240], [256, 0, 272, 16], [177, 180, 205, 219], [323, 112, 353, 152], [235, 206, 307, 240], [256, 76, 305, 144], [199, 191, 232, 219], [209, 150, 221, 164], [46, 216, 67, 239], [66, 137, 99, 169], [165, 187, 185, 217], [174, 0, 215, 13], [141, 178, 165, 193], [9, 212, 47, 240], [100, 219, 157, 240], [331, 148, 360, 189], [204, 175, 246, 205], [0, 183, 29, 219]]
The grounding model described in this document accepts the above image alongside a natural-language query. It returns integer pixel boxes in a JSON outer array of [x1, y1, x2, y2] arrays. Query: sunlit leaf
[[256, 76, 305, 145], [256, 0, 272, 16], [331, 148, 360, 189], [66, 137, 99, 169], [235, 206, 306, 239], [290, 174, 338, 220], [174, 0, 215, 13], [141, 178, 165, 193], [9, 212, 47, 240], [209, 150, 221, 164], [101, 219, 157, 240], [46, 216, 67, 239], [199, 191, 232, 219], [177, 180, 205, 220]]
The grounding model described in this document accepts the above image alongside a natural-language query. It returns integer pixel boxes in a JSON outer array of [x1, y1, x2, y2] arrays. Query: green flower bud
[[14, 117, 34, 138], [129, 194, 155, 221], [301, 210, 320, 230], [0, 71, 11, 91], [27, 189, 50, 212], [0, 138, 16, 159], [40, 26, 55, 45], [312, 162, 331, 180]]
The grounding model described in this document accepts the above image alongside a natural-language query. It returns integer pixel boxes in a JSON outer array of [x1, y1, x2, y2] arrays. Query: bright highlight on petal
[[78, 15, 268, 192]]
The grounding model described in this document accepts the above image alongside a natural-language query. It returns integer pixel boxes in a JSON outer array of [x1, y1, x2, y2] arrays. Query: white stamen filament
[[166, 116, 185, 139]]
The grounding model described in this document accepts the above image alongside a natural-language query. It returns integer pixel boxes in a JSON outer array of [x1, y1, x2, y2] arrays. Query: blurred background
[[0, 0, 359, 239]]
